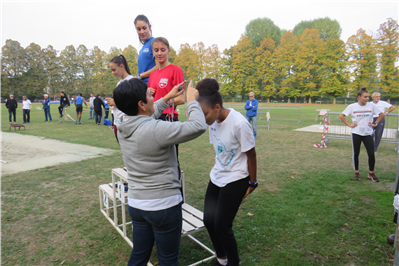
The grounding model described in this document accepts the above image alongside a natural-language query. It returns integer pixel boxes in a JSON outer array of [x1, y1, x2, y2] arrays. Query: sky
[[1, 0, 398, 55]]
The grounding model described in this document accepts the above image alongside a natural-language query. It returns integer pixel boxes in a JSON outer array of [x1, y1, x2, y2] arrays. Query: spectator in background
[[22, 96, 32, 124], [89, 93, 95, 120], [371, 92, 396, 153], [244, 92, 258, 140], [58, 91, 70, 118], [42, 94, 52, 122], [103, 96, 110, 120], [94, 94, 105, 125], [74, 93, 87, 125], [6, 94, 18, 123]]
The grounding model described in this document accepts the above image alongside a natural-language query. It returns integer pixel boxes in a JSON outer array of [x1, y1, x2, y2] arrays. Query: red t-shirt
[[148, 64, 184, 118]]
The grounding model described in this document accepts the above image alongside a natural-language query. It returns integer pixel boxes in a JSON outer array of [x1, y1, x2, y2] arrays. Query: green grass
[[1, 103, 398, 265]]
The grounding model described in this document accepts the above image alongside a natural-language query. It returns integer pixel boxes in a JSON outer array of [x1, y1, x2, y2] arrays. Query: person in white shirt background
[[89, 93, 95, 120], [371, 92, 396, 153], [339, 87, 384, 182], [22, 96, 32, 124]]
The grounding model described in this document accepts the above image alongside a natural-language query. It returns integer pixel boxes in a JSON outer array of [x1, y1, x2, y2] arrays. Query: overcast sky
[[1, 0, 398, 55]]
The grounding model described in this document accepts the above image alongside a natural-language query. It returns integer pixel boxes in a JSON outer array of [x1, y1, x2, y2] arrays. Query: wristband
[[249, 180, 258, 189], [136, 73, 142, 80]]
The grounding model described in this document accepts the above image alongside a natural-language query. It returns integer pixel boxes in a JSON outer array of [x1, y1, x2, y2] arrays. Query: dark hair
[[357, 87, 369, 98], [110, 54, 131, 75], [196, 78, 223, 108], [151, 37, 170, 50], [113, 79, 148, 116], [134, 14, 152, 44], [60, 91, 65, 95], [78, 93, 82, 96]]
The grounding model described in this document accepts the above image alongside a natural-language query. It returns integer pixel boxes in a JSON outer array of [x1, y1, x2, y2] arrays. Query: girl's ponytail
[[110, 55, 131, 75]]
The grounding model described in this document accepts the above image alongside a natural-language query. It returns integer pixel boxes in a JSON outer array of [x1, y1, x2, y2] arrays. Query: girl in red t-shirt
[[148, 37, 185, 121]]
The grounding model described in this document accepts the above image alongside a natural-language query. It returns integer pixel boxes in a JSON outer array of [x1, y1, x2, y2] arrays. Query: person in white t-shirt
[[22, 96, 32, 124], [371, 92, 396, 152], [89, 93, 95, 120], [196, 78, 257, 266], [339, 87, 384, 182], [106, 54, 134, 142]]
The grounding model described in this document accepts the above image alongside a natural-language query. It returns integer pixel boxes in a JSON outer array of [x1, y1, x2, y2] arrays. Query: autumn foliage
[[2, 18, 398, 102]]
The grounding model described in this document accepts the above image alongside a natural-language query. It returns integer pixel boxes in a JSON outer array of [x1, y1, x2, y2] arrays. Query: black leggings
[[351, 133, 375, 171], [203, 177, 249, 266]]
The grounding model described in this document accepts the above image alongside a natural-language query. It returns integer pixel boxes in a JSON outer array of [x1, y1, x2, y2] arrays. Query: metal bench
[[99, 168, 215, 266]]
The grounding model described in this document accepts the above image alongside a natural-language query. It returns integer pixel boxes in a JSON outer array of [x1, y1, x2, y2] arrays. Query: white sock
[[217, 258, 228, 266]]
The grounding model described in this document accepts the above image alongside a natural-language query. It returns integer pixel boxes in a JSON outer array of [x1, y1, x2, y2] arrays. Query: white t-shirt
[[113, 75, 134, 125], [342, 102, 381, 136], [372, 100, 392, 117], [89, 96, 95, 107], [209, 109, 255, 187], [128, 194, 182, 211], [22, 100, 31, 109]]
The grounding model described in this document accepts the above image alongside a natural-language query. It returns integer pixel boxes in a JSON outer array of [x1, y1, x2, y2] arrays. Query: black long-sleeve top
[[60, 95, 70, 106], [6, 98, 18, 110], [94, 97, 105, 113]]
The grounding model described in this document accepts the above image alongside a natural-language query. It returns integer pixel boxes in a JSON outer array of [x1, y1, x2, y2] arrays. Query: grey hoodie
[[117, 98, 207, 200]]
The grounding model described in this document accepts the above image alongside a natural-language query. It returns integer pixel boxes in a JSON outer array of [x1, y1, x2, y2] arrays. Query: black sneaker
[[354, 172, 360, 180], [368, 172, 379, 182]]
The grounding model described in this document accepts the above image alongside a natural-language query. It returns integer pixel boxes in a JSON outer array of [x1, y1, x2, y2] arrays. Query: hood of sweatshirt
[[117, 115, 152, 139]]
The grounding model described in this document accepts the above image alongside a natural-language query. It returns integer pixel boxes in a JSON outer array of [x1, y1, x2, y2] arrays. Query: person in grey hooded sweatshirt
[[113, 78, 207, 266]]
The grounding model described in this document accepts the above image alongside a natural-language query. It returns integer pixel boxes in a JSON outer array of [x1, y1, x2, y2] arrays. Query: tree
[[203, 44, 224, 81], [19, 68, 48, 98], [228, 35, 257, 96], [90, 46, 111, 96], [377, 18, 399, 99], [123, 45, 139, 76], [313, 17, 342, 41], [59, 45, 80, 95], [346, 29, 378, 91], [174, 43, 200, 82], [219, 47, 237, 101], [1, 40, 26, 97], [169, 47, 177, 64], [43, 45, 62, 98], [245, 17, 281, 47], [294, 17, 342, 41], [297, 29, 326, 102], [274, 31, 300, 101], [254, 38, 277, 101], [76, 44, 93, 96], [318, 38, 349, 103]]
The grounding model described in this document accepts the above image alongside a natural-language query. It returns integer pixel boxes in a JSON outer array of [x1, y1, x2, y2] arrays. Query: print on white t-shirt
[[214, 134, 238, 166]]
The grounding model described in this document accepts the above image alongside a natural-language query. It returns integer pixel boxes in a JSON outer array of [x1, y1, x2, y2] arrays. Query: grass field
[[1, 102, 399, 265]]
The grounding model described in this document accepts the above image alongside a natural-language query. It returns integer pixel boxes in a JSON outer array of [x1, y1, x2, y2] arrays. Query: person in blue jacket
[[103, 96, 110, 119], [244, 92, 258, 140], [134, 15, 158, 84], [42, 94, 52, 122]]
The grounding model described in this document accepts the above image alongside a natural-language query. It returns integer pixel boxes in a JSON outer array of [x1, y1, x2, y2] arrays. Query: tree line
[[1, 17, 398, 103]]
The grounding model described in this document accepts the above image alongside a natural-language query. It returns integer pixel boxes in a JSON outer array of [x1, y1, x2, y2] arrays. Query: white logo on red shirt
[[159, 78, 169, 89]]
